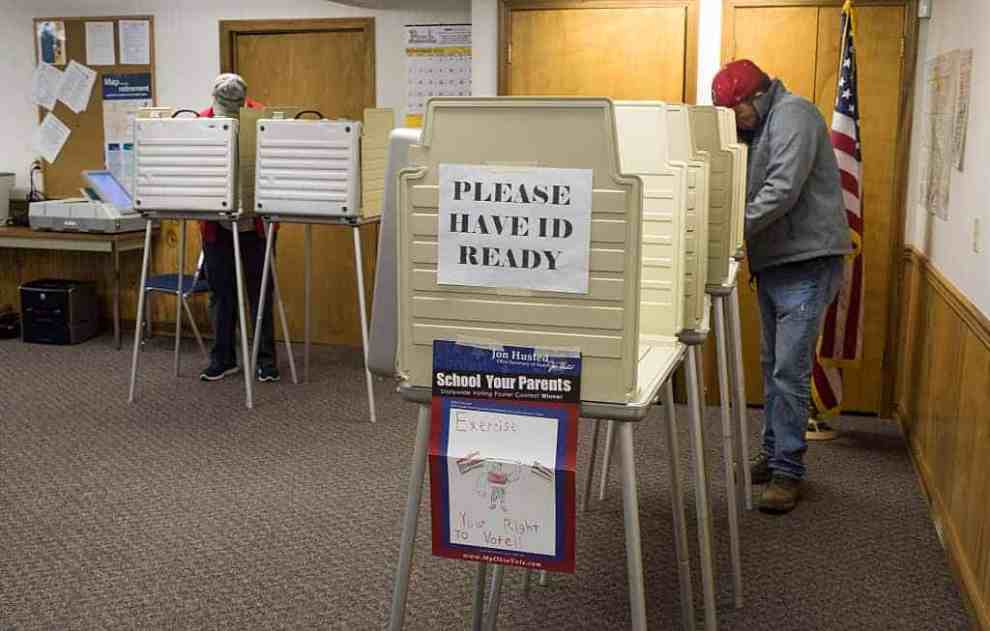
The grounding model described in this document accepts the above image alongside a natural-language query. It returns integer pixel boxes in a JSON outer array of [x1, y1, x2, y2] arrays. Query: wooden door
[[720, 2, 910, 414], [217, 18, 376, 346], [500, 1, 698, 102]]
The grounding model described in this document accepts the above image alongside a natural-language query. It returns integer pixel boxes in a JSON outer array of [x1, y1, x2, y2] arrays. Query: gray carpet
[[0, 334, 970, 630]]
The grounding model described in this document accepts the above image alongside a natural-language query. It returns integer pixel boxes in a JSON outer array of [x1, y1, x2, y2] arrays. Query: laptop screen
[[83, 171, 132, 209]]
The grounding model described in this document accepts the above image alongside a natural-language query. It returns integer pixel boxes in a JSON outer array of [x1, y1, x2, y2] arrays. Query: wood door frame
[[498, 0, 700, 103], [219, 18, 376, 109], [722, 0, 919, 417]]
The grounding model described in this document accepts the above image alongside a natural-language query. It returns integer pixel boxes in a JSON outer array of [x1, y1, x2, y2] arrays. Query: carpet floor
[[0, 334, 970, 630]]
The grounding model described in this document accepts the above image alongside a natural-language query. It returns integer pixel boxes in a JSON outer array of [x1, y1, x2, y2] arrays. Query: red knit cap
[[711, 60, 769, 107]]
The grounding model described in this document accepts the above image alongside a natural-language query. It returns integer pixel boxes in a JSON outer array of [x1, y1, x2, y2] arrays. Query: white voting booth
[[127, 110, 298, 409], [610, 101, 726, 628], [383, 97, 711, 631], [250, 109, 390, 422]]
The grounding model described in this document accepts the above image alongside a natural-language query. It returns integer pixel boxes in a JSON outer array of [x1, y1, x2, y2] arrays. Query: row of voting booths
[[369, 97, 752, 631], [122, 94, 753, 630], [126, 106, 387, 418]]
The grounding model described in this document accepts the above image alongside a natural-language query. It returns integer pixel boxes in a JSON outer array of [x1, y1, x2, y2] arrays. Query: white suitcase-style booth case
[[395, 97, 691, 405], [254, 117, 362, 218], [134, 116, 239, 212]]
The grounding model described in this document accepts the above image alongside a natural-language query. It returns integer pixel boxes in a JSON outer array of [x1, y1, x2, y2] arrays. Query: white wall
[[0, 0, 469, 195], [904, 2, 990, 317], [470, 0, 723, 102]]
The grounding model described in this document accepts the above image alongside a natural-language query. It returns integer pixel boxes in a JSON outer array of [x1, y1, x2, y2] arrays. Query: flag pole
[[807, 0, 856, 442]]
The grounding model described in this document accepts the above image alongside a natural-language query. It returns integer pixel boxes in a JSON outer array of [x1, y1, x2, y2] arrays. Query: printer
[[30, 170, 145, 233]]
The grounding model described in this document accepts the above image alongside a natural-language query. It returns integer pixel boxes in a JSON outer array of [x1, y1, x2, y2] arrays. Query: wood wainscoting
[[895, 246, 990, 630]]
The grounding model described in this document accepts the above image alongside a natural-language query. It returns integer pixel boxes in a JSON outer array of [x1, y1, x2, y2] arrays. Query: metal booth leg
[[388, 405, 431, 631], [304, 224, 312, 383], [728, 286, 753, 510], [231, 222, 254, 409], [113, 242, 121, 349], [538, 570, 547, 587], [353, 225, 377, 423], [583, 420, 602, 511], [173, 220, 186, 377], [472, 563, 489, 631], [663, 379, 696, 631], [686, 345, 718, 631], [251, 220, 275, 378], [714, 297, 744, 609], [128, 220, 154, 403], [598, 420, 616, 502], [618, 421, 647, 631], [483, 565, 506, 631], [270, 247, 299, 384]]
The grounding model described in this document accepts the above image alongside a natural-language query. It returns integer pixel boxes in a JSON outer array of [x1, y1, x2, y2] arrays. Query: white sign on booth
[[437, 164, 593, 294]]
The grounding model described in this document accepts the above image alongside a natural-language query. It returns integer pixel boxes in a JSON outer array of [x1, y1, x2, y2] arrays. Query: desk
[[0, 226, 152, 349]]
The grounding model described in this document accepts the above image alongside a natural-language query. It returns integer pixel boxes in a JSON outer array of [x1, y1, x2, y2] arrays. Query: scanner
[[29, 170, 145, 233]]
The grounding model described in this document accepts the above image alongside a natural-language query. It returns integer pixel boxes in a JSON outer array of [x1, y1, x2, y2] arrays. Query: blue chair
[[141, 252, 210, 362]]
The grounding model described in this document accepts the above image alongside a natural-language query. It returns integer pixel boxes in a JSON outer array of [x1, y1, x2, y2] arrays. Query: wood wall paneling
[[895, 248, 990, 630]]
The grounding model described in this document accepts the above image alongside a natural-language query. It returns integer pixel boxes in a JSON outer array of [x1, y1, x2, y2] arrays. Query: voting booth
[[369, 127, 422, 378], [688, 105, 739, 287], [393, 97, 693, 406], [255, 116, 363, 218], [133, 116, 239, 213], [129, 110, 283, 409], [716, 107, 746, 258], [387, 97, 711, 631]]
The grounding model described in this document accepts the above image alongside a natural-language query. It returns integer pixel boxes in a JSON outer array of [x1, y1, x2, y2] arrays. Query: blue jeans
[[757, 255, 845, 480]]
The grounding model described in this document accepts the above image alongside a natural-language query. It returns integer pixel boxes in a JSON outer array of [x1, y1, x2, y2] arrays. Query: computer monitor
[[81, 170, 133, 210]]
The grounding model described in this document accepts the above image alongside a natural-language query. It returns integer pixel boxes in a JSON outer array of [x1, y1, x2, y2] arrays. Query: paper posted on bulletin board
[[405, 24, 471, 128], [102, 73, 152, 196]]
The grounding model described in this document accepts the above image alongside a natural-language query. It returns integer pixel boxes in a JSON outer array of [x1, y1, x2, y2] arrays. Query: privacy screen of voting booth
[[254, 115, 362, 218], [395, 97, 695, 405], [133, 115, 238, 212]]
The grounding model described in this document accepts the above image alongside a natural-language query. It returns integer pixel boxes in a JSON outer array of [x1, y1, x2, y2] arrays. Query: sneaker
[[256, 365, 281, 382], [200, 361, 240, 382], [758, 474, 802, 514], [750, 452, 772, 485]]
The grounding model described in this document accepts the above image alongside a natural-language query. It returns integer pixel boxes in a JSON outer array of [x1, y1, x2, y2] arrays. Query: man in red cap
[[712, 60, 852, 513]]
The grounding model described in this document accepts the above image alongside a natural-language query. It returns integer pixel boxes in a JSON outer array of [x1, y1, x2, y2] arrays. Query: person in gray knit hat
[[197, 74, 279, 383], [212, 73, 248, 118]]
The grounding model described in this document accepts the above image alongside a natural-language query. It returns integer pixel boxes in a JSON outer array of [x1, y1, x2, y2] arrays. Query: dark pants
[[203, 227, 276, 369]]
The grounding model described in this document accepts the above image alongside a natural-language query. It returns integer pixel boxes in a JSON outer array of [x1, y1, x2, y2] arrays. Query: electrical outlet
[[974, 217, 982, 253], [919, 0, 932, 18]]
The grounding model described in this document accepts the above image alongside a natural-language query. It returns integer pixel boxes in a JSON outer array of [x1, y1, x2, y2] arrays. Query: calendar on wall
[[405, 24, 471, 127]]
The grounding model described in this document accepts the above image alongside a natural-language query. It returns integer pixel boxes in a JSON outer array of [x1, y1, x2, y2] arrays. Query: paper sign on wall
[[437, 164, 593, 294], [429, 340, 579, 572]]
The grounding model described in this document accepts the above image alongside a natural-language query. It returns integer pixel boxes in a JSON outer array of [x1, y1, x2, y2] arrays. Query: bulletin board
[[33, 16, 156, 199]]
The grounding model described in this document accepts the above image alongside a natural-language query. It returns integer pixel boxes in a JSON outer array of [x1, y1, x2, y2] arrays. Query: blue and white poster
[[102, 73, 152, 196], [429, 340, 579, 572]]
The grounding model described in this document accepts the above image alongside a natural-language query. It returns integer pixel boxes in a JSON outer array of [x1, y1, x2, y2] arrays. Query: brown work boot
[[750, 452, 772, 485], [758, 474, 801, 514]]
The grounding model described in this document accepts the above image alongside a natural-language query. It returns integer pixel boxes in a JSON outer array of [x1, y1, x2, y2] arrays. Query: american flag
[[812, 0, 865, 418]]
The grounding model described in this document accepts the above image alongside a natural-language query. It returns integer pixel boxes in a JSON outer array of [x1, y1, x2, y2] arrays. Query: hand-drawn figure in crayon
[[481, 461, 522, 512], [456, 451, 522, 512]]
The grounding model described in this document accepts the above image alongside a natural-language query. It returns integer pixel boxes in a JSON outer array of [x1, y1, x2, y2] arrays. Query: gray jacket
[[744, 80, 852, 272]]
